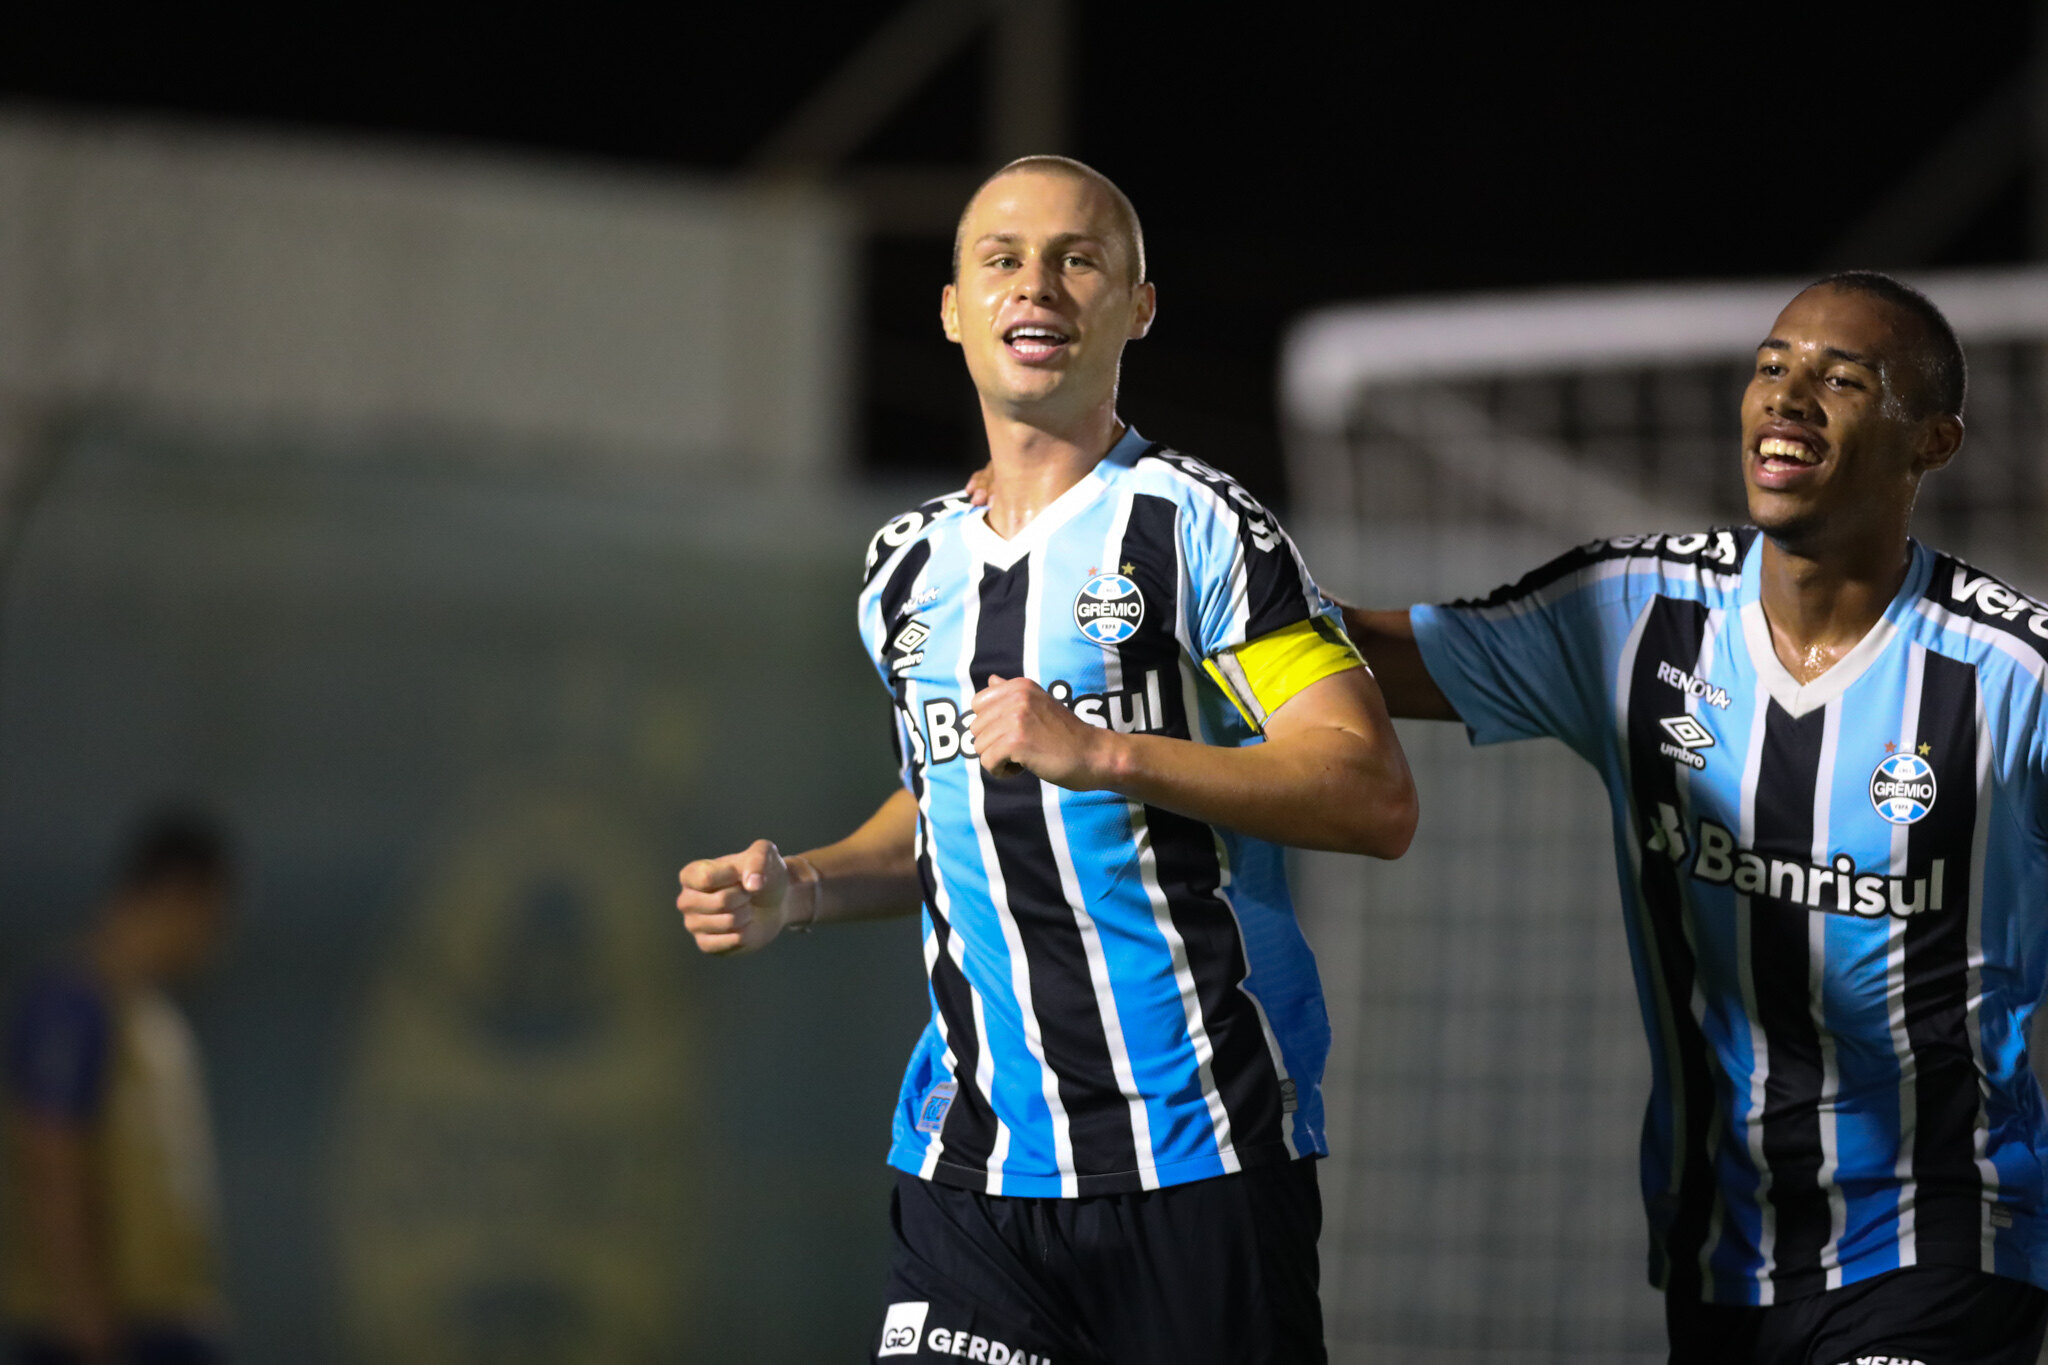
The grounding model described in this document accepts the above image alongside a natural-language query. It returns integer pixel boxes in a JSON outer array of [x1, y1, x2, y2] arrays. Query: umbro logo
[[1658, 714, 1714, 770], [891, 619, 929, 673]]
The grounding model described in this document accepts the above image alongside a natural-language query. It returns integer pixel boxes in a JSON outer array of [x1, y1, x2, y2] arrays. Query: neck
[[1758, 522, 1912, 682], [978, 397, 1124, 540], [88, 919, 153, 996]]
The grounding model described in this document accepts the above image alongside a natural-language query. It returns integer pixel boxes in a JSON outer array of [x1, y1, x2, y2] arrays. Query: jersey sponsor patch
[[878, 1300, 930, 1357], [1869, 751, 1937, 825], [915, 1080, 957, 1134], [1685, 814, 1948, 918], [1074, 571, 1145, 645], [1655, 659, 1730, 708], [924, 1323, 1053, 1363]]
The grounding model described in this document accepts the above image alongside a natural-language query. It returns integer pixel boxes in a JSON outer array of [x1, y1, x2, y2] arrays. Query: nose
[[1013, 254, 1058, 303], [1764, 367, 1816, 422]]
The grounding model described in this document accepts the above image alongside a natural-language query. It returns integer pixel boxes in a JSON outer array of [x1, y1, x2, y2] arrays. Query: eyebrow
[[1754, 338, 1879, 368], [971, 231, 1109, 253]]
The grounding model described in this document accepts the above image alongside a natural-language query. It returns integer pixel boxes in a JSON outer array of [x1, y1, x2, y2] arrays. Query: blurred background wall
[[2, 4, 2046, 1363]]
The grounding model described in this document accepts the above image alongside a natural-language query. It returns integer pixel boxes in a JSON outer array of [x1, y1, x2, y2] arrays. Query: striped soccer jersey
[[858, 427, 1359, 1198], [1413, 528, 2048, 1304]]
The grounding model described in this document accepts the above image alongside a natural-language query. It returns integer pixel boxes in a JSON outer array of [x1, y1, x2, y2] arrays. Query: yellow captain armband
[[1202, 615, 1366, 732]]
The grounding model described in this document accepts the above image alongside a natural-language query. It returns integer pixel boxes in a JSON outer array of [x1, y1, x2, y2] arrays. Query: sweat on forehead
[[1795, 271, 1968, 419], [950, 156, 1147, 287]]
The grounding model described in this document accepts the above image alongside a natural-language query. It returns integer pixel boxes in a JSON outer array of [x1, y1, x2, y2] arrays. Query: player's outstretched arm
[[1336, 605, 1461, 722], [677, 788, 923, 956], [971, 666, 1419, 858]]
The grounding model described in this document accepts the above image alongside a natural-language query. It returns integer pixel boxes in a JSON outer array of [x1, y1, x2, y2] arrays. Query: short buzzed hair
[[951, 155, 1147, 288], [1809, 270, 1967, 419]]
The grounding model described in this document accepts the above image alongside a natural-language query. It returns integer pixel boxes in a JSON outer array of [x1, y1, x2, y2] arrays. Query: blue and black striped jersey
[[1414, 529, 2048, 1304], [858, 427, 1353, 1197]]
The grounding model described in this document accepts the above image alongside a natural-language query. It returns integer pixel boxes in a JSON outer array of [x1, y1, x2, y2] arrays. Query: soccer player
[[1342, 273, 2048, 1364], [4, 811, 235, 1365], [677, 156, 1417, 1365]]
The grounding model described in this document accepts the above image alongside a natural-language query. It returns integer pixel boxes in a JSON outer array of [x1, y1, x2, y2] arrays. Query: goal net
[[1281, 268, 2048, 1364]]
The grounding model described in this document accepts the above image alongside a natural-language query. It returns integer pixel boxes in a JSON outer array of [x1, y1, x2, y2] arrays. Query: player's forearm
[[1096, 723, 1417, 857], [1337, 604, 1461, 721], [790, 787, 925, 926]]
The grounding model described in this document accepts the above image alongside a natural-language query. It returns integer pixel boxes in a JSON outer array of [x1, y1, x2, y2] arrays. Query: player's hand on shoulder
[[677, 839, 794, 955], [965, 463, 993, 506], [970, 675, 1113, 789]]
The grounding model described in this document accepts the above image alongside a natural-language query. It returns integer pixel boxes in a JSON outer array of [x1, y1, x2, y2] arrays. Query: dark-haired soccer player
[[4, 811, 235, 1365], [1344, 273, 2048, 1364], [678, 156, 1416, 1365]]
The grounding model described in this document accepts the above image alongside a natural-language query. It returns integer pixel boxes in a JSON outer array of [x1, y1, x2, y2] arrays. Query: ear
[[1916, 412, 1963, 474], [940, 283, 961, 344], [1128, 281, 1157, 341]]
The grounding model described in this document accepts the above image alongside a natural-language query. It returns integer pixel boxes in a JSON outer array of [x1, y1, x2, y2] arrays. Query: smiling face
[[941, 169, 1155, 428], [1740, 285, 1962, 553]]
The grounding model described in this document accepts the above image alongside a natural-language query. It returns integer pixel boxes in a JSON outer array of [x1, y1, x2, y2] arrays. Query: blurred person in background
[[679, 156, 1416, 1365], [1340, 274, 2048, 1364], [3, 811, 234, 1365]]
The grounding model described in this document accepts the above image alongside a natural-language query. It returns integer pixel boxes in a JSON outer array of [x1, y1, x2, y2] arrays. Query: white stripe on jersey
[[1887, 645, 1927, 1268], [1138, 455, 1323, 644], [1909, 601, 2020, 1270], [1114, 510, 1238, 1171], [1809, 698, 1849, 1287], [1030, 523, 1159, 1190], [1684, 611, 1733, 1294], [1735, 658, 1779, 1303], [1611, 599, 1693, 1255], [1468, 551, 1741, 626], [1127, 800, 1238, 1172], [908, 674, 964, 1183], [1967, 685, 1999, 1271], [1914, 599, 2048, 683], [957, 549, 1076, 1196], [1215, 878, 1302, 1162], [947, 575, 1017, 1191]]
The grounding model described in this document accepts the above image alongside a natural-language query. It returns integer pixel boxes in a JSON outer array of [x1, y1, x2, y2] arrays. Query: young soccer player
[[4, 811, 235, 1365], [1345, 274, 2048, 1365], [677, 157, 1417, 1365]]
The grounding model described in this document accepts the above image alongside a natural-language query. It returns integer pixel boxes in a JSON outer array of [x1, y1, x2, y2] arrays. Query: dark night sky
[[3, 5, 2035, 502]]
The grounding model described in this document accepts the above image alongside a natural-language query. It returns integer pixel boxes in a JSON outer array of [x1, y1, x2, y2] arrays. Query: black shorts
[[874, 1160, 1324, 1365], [1666, 1265, 2048, 1365]]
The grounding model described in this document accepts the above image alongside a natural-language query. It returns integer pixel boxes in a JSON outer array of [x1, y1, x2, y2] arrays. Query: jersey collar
[[959, 425, 1147, 570], [1737, 535, 1933, 719]]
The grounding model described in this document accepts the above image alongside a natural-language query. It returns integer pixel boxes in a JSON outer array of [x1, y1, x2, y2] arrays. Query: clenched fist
[[677, 839, 810, 955], [969, 674, 1117, 789]]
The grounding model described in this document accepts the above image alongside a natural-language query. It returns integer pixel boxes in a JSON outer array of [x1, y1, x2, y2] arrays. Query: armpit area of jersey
[[1203, 615, 1365, 732]]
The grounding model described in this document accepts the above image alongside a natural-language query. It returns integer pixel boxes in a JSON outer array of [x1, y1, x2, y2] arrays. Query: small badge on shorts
[[916, 1080, 958, 1134], [878, 1300, 929, 1357]]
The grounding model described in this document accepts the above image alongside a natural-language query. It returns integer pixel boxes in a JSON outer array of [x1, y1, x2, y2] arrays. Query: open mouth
[[1003, 324, 1071, 361], [1756, 435, 1823, 471]]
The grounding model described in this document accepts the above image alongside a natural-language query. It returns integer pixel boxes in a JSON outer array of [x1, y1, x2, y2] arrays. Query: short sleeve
[[1166, 455, 1338, 661], [5, 973, 112, 1123], [1410, 549, 1622, 761]]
